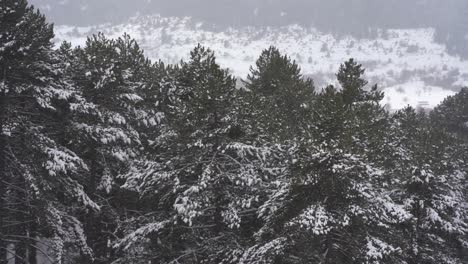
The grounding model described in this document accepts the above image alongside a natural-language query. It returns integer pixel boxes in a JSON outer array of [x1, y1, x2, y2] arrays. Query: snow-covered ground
[[54, 15, 468, 110], [382, 81, 456, 110]]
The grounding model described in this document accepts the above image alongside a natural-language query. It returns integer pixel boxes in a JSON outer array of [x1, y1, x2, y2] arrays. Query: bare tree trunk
[[26, 197, 37, 264], [0, 66, 8, 264], [27, 226, 37, 264]]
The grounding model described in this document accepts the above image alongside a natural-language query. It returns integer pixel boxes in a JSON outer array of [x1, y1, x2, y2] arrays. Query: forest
[[0, 1, 467, 263]]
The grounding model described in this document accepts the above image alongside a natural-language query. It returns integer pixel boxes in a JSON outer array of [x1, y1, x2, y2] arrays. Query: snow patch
[[383, 81, 457, 110]]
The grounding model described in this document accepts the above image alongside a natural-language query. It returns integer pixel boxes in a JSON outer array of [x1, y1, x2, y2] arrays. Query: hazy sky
[[29, 0, 467, 28]]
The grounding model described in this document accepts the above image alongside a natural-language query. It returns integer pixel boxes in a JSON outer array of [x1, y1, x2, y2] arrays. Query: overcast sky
[[29, 0, 467, 28]]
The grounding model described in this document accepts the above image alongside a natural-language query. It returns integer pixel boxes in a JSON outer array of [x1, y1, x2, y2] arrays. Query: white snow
[[366, 237, 399, 261], [382, 81, 457, 110]]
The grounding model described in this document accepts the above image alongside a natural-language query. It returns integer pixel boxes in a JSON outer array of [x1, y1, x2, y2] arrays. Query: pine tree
[[3, 4, 467, 261], [60, 33, 160, 263], [243, 61, 405, 264], [112, 45, 277, 264], [310, 59, 387, 156], [243, 46, 315, 142], [386, 107, 468, 263], [0, 1, 96, 262], [431, 87, 468, 139], [337, 58, 368, 107]]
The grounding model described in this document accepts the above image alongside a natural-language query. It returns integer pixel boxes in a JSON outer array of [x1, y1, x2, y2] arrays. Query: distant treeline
[[30, 0, 468, 58]]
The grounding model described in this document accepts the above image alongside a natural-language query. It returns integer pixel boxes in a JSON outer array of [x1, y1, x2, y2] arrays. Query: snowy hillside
[[54, 15, 468, 109]]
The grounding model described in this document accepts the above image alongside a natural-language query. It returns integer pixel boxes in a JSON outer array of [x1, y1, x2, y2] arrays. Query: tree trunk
[[27, 200, 37, 264], [27, 234, 37, 264], [84, 149, 109, 264], [0, 67, 8, 263]]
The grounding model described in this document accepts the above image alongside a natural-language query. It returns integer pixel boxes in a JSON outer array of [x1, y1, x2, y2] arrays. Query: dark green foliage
[[382, 107, 467, 263], [0, 1, 96, 262], [431, 87, 468, 138], [337, 58, 368, 106], [337, 58, 384, 107], [1, 2, 467, 263], [244, 46, 315, 142]]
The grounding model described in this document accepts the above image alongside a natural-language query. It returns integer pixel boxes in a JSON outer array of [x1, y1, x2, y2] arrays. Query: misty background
[[29, 0, 468, 58]]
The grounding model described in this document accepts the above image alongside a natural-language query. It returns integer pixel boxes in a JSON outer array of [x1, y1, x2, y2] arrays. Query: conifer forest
[[0, 1, 467, 263]]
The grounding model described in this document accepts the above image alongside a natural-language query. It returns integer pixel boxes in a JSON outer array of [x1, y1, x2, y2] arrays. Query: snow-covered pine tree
[[242, 61, 407, 264], [243, 46, 315, 142], [0, 1, 97, 262], [112, 45, 277, 264], [335, 59, 386, 153], [61, 33, 160, 263], [106, 51, 181, 264], [337, 58, 368, 107], [430, 89, 468, 262], [385, 107, 467, 263], [2, 3, 466, 261], [431, 87, 468, 140]]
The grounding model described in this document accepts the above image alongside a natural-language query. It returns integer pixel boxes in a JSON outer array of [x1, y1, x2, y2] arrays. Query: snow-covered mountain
[[54, 15, 468, 110]]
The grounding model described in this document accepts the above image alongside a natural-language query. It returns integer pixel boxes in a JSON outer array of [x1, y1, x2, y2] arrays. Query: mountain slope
[[54, 15, 468, 109], [30, 0, 468, 59]]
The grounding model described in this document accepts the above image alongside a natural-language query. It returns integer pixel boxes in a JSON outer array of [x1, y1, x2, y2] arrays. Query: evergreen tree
[[60, 33, 160, 263], [113, 46, 276, 264], [242, 61, 404, 264], [243, 46, 315, 142], [431, 87, 468, 139], [0, 1, 96, 262], [385, 107, 467, 263], [337, 58, 367, 107], [2, 3, 467, 261]]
